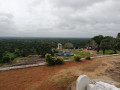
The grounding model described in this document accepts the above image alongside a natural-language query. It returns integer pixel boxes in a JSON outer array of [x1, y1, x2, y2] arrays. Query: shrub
[[54, 49, 59, 54], [85, 56, 91, 60], [45, 54, 64, 66], [74, 55, 81, 62], [50, 57, 56, 66], [0, 59, 2, 63], [45, 53, 51, 62], [56, 57, 64, 64], [11, 57, 15, 61], [45, 53, 55, 66], [2, 55, 11, 63]]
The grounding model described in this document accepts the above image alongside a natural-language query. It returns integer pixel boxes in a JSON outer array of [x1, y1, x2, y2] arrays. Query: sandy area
[[0, 55, 120, 90]]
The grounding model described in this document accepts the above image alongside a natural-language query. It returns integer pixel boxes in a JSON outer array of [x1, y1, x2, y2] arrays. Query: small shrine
[[58, 43, 62, 49]]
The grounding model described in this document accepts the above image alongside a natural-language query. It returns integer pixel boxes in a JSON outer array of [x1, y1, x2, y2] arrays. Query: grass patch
[[63, 56, 74, 60], [72, 51, 90, 57], [64, 77, 71, 83], [13, 57, 28, 62], [6, 53, 15, 58], [62, 50, 90, 60], [66, 72, 72, 76], [13, 55, 37, 62], [99, 50, 115, 54], [28, 54, 37, 57], [56, 80, 64, 85], [56, 77, 71, 85], [118, 51, 120, 54]]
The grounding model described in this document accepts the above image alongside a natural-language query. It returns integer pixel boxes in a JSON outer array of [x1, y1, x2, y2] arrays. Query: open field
[[0, 55, 120, 90]]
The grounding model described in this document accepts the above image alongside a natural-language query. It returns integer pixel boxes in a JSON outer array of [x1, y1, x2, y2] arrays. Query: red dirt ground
[[0, 55, 120, 90], [0, 60, 88, 90]]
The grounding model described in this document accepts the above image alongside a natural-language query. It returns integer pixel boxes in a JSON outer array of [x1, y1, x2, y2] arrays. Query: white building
[[58, 43, 62, 49]]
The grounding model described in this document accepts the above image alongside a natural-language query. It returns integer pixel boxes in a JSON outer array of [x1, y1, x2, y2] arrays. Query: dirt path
[[0, 55, 120, 90]]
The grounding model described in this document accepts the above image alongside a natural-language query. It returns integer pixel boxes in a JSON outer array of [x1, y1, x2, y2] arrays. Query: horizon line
[[0, 36, 91, 39]]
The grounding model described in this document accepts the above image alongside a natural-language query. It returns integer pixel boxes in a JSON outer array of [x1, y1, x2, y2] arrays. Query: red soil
[[0, 60, 88, 90], [0, 55, 120, 90]]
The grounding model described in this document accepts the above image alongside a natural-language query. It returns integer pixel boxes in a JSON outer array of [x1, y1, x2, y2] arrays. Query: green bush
[[45, 53, 52, 62], [74, 55, 81, 62], [2, 55, 11, 63], [85, 56, 91, 60], [11, 57, 15, 61], [0, 59, 2, 63], [45, 54, 64, 66], [56, 57, 64, 64], [54, 49, 59, 53], [45, 53, 55, 66]]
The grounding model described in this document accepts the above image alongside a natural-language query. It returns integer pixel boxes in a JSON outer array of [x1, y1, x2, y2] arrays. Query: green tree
[[0, 50, 3, 63], [117, 33, 120, 39], [116, 38, 120, 50], [64, 43, 74, 49], [0, 51, 3, 60], [21, 49, 30, 57], [92, 35, 104, 53], [15, 49, 21, 57], [36, 43, 53, 57], [2, 55, 11, 63], [100, 37, 117, 54]]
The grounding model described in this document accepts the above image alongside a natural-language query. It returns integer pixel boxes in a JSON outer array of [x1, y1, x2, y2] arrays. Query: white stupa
[[76, 75, 120, 90]]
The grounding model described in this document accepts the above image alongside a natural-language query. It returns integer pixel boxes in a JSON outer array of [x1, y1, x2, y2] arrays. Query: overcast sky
[[0, 0, 120, 38]]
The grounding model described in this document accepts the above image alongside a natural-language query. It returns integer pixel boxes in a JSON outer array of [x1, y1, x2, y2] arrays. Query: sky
[[0, 0, 120, 38]]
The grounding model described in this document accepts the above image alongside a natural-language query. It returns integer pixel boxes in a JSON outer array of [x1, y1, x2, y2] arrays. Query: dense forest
[[0, 37, 90, 63]]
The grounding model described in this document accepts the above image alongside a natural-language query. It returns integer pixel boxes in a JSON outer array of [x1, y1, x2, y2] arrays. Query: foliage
[[53, 49, 59, 53], [63, 56, 74, 60], [36, 43, 54, 57], [0, 50, 3, 60], [92, 35, 104, 52], [64, 43, 74, 49], [45, 53, 52, 63], [116, 39, 120, 50], [100, 37, 113, 49], [99, 50, 115, 54], [45, 54, 64, 66], [0, 53, 15, 63], [85, 56, 91, 60], [92, 35, 104, 46], [6, 53, 15, 60], [55, 57, 64, 64], [100, 37, 117, 54], [90, 34, 120, 54], [6, 53, 15, 58], [72, 51, 90, 57], [45, 54, 56, 66], [117, 33, 120, 39], [0, 38, 89, 63], [2, 55, 11, 63], [74, 55, 81, 61]]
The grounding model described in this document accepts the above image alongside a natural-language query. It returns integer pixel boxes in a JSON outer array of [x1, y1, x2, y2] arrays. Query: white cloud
[[0, 0, 119, 37]]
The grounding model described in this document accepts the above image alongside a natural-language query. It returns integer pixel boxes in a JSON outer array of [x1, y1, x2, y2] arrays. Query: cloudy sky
[[0, 0, 120, 38]]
